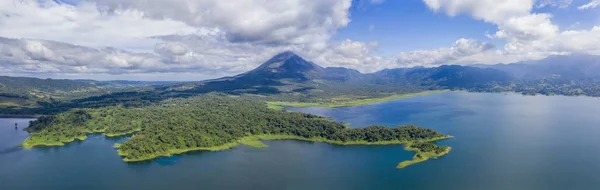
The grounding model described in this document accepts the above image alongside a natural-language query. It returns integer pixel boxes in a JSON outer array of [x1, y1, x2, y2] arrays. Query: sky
[[0, 0, 599, 81]]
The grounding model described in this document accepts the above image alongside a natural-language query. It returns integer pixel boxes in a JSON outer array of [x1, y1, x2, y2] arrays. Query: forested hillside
[[0, 76, 114, 101], [23, 95, 451, 166], [2, 52, 600, 116], [0, 76, 176, 111]]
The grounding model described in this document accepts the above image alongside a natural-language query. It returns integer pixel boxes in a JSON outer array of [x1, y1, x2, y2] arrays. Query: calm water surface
[[1, 92, 600, 190]]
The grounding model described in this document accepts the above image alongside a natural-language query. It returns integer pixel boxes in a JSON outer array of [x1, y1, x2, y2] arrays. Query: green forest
[[23, 95, 451, 167]]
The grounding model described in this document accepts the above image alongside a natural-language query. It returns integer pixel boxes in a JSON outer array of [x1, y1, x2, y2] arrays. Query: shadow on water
[[32, 140, 86, 154], [0, 146, 22, 155], [123, 155, 183, 170], [123, 155, 183, 167], [127, 145, 239, 168]]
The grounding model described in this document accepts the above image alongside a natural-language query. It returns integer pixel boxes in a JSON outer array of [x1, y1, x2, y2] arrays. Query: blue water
[[2, 92, 600, 190]]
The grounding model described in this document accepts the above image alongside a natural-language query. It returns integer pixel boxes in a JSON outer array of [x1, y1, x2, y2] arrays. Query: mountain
[[240, 51, 325, 81], [185, 51, 520, 98], [2, 51, 600, 116]]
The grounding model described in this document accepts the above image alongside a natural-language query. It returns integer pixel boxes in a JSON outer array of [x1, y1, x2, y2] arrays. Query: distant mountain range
[[194, 52, 600, 95], [481, 54, 600, 80], [1, 51, 599, 115]]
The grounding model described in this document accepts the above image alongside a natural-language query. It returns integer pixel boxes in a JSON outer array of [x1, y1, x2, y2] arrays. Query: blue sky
[[338, 0, 498, 54], [337, 0, 599, 55], [0, 0, 599, 80]]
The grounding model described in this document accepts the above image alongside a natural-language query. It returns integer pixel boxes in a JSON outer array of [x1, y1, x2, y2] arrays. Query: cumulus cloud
[[0, 0, 353, 51], [537, 0, 573, 8], [0, 0, 366, 80], [315, 39, 389, 72], [0, 35, 396, 79], [0, 37, 248, 78], [0, 0, 352, 49], [0, 0, 197, 52], [313, 38, 496, 71], [93, 0, 352, 45], [1, 0, 598, 80], [396, 38, 495, 67], [423, 0, 534, 23], [423, 0, 600, 62], [578, 0, 600, 9]]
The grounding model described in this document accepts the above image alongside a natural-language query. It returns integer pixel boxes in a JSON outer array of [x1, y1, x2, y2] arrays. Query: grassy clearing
[[104, 129, 141, 137], [267, 90, 447, 110], [0, 96, 39, 108], [239, 137, 269, 148], [113, 143, 122, 148], [21, 135, 87, 149]]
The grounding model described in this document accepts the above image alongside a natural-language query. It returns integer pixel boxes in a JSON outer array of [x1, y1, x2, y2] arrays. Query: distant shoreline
[[267, 90, 448, 110], [0, 115, 42, 119]]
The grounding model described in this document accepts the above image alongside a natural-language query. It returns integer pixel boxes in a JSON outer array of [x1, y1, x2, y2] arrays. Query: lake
[[1, 92, 600, 190]]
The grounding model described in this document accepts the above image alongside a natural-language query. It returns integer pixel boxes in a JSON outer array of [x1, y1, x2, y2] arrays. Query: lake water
[[1, 92, 600, 190]]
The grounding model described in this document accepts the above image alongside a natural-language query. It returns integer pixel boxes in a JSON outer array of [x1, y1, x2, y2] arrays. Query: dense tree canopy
[[24, 95, 449, 161]]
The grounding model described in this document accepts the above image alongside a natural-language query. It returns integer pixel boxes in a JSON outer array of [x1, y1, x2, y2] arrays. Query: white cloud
[[93, 0, 352, 45], [0, 0, 353, 53], [396, 38, 495, 67], [0, 0, 352, 49], [0, 0, 598, 81], [0, 37, 165, 74], [578, 0, 600, 9], [315, 39, 386, 72], [537, 0, 573, 8], [423, 0, 535, 23], [0, 35, 396, 78], [423, 0, 600, 63], [0, 0, 365, 80], [0, 0, 197, 52]]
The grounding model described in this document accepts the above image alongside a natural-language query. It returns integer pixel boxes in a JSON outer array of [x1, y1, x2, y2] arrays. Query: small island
[[22, 95, 452, 168]]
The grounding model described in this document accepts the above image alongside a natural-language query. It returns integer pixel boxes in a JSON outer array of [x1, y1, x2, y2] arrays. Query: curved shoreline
[[116, 134, 453, 167], [267, 90, 447, 110], [396, 145, 452, 169], [21, 129, 139, 149], [22, 132, 453, 167], [21, 135, 87, 149], [0, 115, 44, 119]]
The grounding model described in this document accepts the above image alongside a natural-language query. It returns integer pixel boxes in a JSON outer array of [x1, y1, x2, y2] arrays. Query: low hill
[[0, 76, 177, 109]]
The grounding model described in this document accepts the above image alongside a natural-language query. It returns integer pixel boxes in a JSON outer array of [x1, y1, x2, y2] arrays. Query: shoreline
[[267, 90, 447, 110], [21, 130, 139, 149], [21, 135, 87, 149], [0, 115, 44, 119], [116, 134, 453, 166], [22, 128, 453, 169], [396, 145, 452, 169]]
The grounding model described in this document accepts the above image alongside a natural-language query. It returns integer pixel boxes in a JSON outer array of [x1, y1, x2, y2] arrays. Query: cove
[[2, 92, 600, 189]]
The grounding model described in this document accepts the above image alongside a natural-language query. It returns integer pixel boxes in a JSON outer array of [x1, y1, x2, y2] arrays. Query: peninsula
[[22, 95, 451, 168]]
